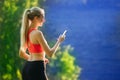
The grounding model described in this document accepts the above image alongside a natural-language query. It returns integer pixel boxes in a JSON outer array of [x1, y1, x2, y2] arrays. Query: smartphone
[[62, 30, 67, 36]]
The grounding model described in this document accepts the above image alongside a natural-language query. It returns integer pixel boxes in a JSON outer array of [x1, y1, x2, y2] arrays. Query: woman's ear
[[34, 16, 38, 20], [36, 16, 43, 22]]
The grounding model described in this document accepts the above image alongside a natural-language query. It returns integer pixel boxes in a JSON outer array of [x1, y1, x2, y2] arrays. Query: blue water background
[[41, 0, 120, 80]]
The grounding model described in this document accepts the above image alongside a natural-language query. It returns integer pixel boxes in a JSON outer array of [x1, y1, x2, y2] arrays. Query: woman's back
[[27, 28, 45, 61]]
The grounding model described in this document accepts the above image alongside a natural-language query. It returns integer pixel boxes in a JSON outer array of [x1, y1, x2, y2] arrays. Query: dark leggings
[[22, 60, 48, 80]]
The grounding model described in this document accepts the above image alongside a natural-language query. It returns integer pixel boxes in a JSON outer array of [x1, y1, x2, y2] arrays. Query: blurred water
[[42, 0, 120, 80]]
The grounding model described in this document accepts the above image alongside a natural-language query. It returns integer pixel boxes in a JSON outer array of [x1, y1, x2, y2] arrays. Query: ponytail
[[20, 7, 45, 48], [20, 9, 30, 47]]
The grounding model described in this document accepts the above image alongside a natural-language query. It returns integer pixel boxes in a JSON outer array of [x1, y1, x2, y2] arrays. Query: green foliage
[[47, 45, 81, 80], [0, 0, 42, 80]]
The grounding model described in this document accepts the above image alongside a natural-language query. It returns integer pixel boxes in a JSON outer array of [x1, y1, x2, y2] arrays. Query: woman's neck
[[29, 22, 38, 29]]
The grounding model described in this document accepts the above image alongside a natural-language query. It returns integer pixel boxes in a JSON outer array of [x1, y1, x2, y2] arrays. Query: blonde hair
[[20, 7, 45, 47]]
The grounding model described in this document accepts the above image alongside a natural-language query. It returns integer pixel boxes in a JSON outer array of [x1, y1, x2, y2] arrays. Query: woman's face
[[34, 16, 45, 27], [37, 17, 45, 27]]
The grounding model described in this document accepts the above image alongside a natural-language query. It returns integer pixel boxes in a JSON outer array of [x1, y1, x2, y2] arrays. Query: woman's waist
[[28, 52, 45, 61]]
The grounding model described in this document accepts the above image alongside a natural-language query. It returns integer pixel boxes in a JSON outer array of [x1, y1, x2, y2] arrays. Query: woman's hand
[[57, 35, 66, 43], [44, 58, 49, 64]]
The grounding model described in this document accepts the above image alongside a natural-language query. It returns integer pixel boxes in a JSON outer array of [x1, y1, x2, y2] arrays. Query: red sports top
[[26, 28, 44, 53]]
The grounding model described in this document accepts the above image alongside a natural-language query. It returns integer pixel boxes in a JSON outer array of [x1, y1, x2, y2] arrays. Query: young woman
[[19, 7, 65, 80]]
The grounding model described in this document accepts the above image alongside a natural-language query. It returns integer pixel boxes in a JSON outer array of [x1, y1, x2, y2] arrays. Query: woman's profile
[[19, 7, 65, 80]]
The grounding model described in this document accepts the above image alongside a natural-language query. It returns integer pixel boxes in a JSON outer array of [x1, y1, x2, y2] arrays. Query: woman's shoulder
[[35, 30, 43, 35], [32, 30, 44, 41], [30, 30, 43, 41], [32, 30, 43, 37]]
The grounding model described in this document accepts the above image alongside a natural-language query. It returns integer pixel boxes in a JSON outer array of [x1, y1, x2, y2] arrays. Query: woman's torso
[[28, 52, 45, 61], [27, 28, 45, 61]]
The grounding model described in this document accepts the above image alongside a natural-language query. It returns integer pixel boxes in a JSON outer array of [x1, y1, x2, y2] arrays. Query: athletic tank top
[[27, 28, 44, 53]]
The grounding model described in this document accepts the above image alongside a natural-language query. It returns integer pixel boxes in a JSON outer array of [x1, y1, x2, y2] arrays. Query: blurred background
[[0, 0, 120, 80]]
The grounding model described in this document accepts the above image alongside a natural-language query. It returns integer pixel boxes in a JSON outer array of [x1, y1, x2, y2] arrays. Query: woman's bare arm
[[35, 30, 65, 57], [19, 47, 30, 60]]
